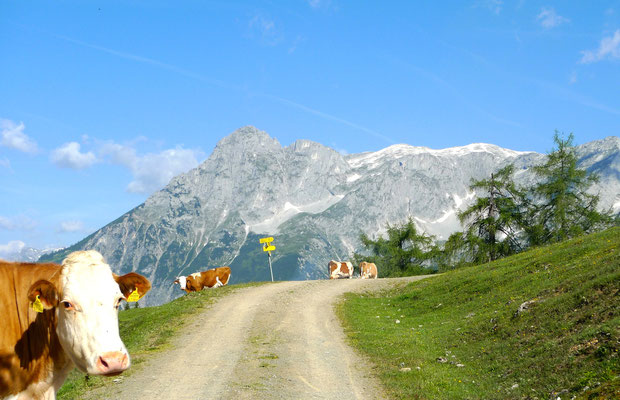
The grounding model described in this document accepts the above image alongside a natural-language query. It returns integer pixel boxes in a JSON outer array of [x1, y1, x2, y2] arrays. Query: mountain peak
[[214, 126, 281, 154], [289, 138, 344, 157]]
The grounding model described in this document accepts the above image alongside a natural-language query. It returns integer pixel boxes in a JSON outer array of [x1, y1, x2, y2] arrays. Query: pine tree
[[458, 164, 525, 262], [435, 231, 471, 271], [355, 218, 435, 277], [526, 132, 611, 245]]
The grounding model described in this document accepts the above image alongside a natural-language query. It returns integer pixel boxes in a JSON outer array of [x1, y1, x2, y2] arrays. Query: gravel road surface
[[85, 276, 430, 400]]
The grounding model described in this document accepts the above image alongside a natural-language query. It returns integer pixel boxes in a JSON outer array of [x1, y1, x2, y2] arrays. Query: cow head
[[174, 275, 188, 291], [27, 250, 151, 376]]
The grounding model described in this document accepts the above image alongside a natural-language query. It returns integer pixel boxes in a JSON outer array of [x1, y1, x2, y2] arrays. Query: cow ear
[[114, 272, 151, 299], [173, 279, 179, 285], [28, 280, 59, 310], [185, 279, 193, 291]]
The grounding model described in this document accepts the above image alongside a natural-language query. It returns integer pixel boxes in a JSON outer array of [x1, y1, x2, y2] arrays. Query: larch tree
[[526, 132, 611, 245], [458, 164, 525, 263]]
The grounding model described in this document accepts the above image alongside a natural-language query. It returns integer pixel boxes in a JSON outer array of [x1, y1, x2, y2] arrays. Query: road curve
[[86, 277, 430, 400]]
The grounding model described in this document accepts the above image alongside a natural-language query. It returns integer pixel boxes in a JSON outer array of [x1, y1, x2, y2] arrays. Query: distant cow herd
[[1, 250, 377, 399], [328, 260, 378, 279]]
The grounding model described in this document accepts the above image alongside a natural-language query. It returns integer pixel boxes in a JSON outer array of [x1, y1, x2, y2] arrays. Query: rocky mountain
[[39, 127, 620, 306]]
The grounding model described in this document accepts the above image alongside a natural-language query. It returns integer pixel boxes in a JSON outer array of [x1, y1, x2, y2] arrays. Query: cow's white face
[[176, 276, 187, 290], [56, 251, 130, 375]]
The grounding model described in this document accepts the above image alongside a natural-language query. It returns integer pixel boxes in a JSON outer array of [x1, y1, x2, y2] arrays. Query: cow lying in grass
[[0, 250, 151, 400], [174, 266, 231, 293]]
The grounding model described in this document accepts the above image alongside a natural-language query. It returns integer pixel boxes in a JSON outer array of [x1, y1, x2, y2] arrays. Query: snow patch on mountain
[[347, 143, 533, 170], [415, 211, 463, 240], [453, 191, 476, 208], [250, 194, 345, 233], [412, 191, 477, 239], [347, 174, 361, 182]]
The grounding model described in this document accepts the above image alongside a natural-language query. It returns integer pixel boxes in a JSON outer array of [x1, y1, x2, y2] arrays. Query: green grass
[[338, 227, 619, 400], [57, 282, 266, 399]]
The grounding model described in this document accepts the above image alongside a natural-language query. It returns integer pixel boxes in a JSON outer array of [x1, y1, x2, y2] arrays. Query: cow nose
[[96, 351, 129, 375]]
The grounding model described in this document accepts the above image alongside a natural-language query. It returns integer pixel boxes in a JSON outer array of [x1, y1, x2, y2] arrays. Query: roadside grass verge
[[338, 228, 619, 399], [58, 282, 266, 399]]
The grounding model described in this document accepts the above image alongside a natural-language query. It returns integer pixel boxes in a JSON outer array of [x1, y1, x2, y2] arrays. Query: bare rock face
[[39, 127, 620, 305]]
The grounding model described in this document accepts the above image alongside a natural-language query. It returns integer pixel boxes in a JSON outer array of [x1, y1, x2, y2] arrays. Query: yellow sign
[[31, 295, 44, 313], [263, 245, 276, 252], [259, 237, 274, 244], [127, 288, 142, 302]]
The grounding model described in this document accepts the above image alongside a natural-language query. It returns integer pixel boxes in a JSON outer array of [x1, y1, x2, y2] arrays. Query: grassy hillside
[[57, 282, 265, 400], [339, 227, 619, 399]]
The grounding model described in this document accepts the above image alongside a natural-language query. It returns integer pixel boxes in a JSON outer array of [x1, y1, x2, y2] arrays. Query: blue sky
[[1, 0, 619, 254]]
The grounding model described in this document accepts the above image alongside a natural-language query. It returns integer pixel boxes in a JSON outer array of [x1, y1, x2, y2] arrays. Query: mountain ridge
[[39, 127, 620, 305]]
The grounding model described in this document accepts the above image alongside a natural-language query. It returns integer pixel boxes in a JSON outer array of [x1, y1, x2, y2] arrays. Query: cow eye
[[62, 301, 74, 310]]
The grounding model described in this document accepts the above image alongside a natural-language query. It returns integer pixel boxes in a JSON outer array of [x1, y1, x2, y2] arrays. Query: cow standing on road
[[328, 260, 354, 279], [359, 261, 378, 279], [174, 266, 231, 293], [0, 250, 151, 400]]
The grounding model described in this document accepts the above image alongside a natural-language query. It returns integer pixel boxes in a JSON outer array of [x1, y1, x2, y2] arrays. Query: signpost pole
[[259, 237, 276, 282], [268, 251, 274, 282]]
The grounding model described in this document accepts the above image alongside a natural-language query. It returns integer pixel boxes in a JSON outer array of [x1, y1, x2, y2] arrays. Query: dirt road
[[86, 277, 430, 400]]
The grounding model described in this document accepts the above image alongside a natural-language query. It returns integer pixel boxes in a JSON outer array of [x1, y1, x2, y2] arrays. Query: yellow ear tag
[[127, 288, 141, 302], [32, 295, 44, 313]]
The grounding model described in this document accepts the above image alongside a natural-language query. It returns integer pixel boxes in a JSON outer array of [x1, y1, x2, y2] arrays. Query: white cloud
[[51, 142, 98, 169], [58, 220, 85, 233], [99, 141, 137, 166], [46, 137, 203, 194], [1, 119, 38, 153], [475, 0, 503, 15], [248, 14, 281, 46], [537, 7, 570, 29], [307, 0, 322, 8], [126, 148, 204, 194], [0, 240, 26, 256], [99, 141, 204, 194], [580, 30, 620, 64]]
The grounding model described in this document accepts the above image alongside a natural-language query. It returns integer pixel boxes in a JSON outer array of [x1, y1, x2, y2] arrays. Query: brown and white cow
[[0, 250, 151, 400], [328, 260, 353, 279], [174, 266, 231, 293], [359, 261, 378, 279]]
